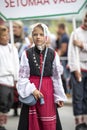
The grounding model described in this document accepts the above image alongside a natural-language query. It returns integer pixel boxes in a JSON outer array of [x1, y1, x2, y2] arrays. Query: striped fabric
[[28, 76, 56, 130]]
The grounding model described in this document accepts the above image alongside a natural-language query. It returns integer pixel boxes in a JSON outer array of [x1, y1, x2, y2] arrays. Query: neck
[[81, 25, 87, 31], [0, 43, 7, 46], [37, 43, 46, 51]]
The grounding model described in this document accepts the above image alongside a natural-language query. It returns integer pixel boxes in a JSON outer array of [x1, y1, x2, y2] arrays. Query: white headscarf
[[30, 23, 50, 37], [29, 23, 50, 51]]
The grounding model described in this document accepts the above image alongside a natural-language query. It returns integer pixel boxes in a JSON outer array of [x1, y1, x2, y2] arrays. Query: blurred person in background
[[12, 20, 32, 116], [13, 20, 30, 60], [0, 25, 19, 130], [12, 20, 25, 116], [55, 23, 71, 95], [19, 25, 34, 54], [13, 21, 33, 60], [68, 12, 87, 130]]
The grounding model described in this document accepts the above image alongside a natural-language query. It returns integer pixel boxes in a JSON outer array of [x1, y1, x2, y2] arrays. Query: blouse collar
[[34, 45, 46, 54]]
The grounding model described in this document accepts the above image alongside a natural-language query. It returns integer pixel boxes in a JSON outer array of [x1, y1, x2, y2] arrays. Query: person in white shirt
[[68, 12, 87, 130], [0, 25, 19, 130]]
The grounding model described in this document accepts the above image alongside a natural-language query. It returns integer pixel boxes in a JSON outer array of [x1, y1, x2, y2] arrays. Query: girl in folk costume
[[0, 25, 19, 130], [17, 23, 67, 130]]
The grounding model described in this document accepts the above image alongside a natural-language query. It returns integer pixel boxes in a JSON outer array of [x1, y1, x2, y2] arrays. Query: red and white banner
[[0, 0, 87, 20]]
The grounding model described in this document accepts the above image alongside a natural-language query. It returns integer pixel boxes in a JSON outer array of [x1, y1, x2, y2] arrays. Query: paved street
[[59, 105, 75, 130], [5, 100, 75, 130]]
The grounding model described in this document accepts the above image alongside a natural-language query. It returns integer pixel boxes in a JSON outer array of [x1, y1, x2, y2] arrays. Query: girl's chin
[[84, 25, 87, 30], [35, 43, 43, 46], [3, 43, 8, 45]]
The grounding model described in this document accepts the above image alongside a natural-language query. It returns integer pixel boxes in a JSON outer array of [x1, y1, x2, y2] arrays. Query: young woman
[[0, 25, 19, 130], [17, 23, 67, 130]]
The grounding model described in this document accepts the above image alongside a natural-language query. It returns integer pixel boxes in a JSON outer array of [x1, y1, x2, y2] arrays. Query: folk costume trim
[[26, 47, 55, 77], [32, 51, 43, 71]]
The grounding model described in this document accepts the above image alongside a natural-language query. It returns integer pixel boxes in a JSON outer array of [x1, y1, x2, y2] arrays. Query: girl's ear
[[45, 36, 50, 47], [45, 36, 49, 42]]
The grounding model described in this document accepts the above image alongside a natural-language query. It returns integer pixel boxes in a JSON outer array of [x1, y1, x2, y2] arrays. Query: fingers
[[73, 39, 79, 44], [57, 101, 64, 107], [73, 40, 83, 49], [0, 114, 7, 125], [33, 89, 43, 100], [36, 92, 44, 100], [40, 93, 44, 98], [74, 71, 82, 82]]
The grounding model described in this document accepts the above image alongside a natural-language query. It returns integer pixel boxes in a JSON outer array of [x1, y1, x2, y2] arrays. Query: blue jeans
[[61, 60, 70, 80], [61, 60, 70, 93], [71, 71, 87, 116]]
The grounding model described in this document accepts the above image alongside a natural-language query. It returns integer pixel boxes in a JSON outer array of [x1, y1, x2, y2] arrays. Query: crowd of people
[[0, 12, 87, 130]]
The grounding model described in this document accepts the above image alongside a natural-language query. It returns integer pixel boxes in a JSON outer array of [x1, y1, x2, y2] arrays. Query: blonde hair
[[13, 20, 24, 28], [13, 20, 25, 43]]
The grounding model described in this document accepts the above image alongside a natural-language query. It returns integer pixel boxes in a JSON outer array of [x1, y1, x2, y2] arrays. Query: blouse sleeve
[[52, 52, 67, 103], [13, 45, 19, 81], [81, 42, 87, 51], [68, 32, 80, 72], [16, 51, 36, 98]]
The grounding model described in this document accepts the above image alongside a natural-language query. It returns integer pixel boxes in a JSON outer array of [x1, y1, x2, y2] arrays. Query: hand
[[73, 40, 83, 49], [74, 71, 82, 82], [57, 49, 61, 56], [0, 114, 7, 125], [57, 101, 64, 108], [33, 89, 43, 100]]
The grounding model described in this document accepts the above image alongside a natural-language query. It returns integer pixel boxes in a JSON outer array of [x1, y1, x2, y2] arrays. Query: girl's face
[[0, 30, 9, 45], [32, 26, 46, 46]]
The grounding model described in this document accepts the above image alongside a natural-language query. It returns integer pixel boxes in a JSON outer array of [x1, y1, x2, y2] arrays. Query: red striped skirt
[[28, 76, 56, 130]]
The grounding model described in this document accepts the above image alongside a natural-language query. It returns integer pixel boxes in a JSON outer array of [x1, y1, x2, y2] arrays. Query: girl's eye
[[33, 33, 44, 37], [40, 34, 44, 36], [33, 34, 37, 36]]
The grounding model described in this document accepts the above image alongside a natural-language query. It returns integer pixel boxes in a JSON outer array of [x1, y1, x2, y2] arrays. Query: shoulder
[[8, 43, 13, 49], [48, 47, 54, 53], [61, 33, 69, 43], [8, 43, 18, 52], [63, 33, 69, 39], [75, 27, 82, 33], [8, 43, 15, 47], [48, 47, 55, 56], [26, 47, 34, 53], [25, 47, 34, 59]]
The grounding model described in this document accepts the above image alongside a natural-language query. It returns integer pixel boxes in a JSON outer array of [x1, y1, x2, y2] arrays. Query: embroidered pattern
[[33, 52, 43, 70], [19, 65, 29, 78], [29, 109, 56, 122]]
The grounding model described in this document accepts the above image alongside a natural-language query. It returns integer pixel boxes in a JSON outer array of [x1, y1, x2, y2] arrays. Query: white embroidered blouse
[[17, 49, 67, 103]]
